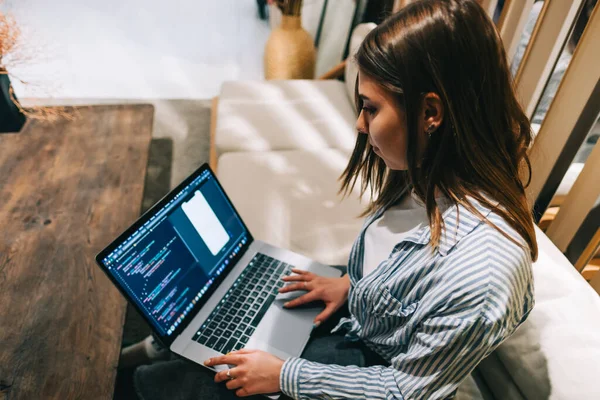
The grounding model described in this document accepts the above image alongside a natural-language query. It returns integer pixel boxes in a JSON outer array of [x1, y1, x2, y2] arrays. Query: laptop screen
[[98, 166, 251, 338]]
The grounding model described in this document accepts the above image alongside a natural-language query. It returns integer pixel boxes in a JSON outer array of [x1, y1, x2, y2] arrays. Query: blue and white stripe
[[280, 197, 534, 399]]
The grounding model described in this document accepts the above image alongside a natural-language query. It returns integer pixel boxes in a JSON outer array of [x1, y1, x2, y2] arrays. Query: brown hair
[[340, 0, 538, 260]]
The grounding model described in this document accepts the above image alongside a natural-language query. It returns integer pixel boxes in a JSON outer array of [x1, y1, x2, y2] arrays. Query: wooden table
[[0, 104, 154, 400]]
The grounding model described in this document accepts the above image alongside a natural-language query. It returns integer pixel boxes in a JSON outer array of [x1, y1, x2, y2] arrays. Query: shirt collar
[[397, 195, 496, 256]]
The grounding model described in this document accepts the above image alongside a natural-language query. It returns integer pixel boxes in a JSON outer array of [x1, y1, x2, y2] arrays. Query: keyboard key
[[224, 315, 232, 322], [234, 342, 245, 351], [233, 316, 242, 324], [228, 322, 237, 331], [205, 329, 214, 337], [219, 322, 228, 330], [248, 310, 256, 317], [245, 327, 255, 336], [240, 335, 250, 344], [243, 316, 251, 324], [252, 303, 260, 310], [199, 335, 209, 344], [206, 336, 217, 348], [242, 304, 250, 311], [215, 338, 227, 352], [224, 330, 233, 338], [251, 294, 276, 328], [224, 338, 238, 354], [208, 321, 218, 330], [234, 302, 243, 309], [214, 315, 223, 323], [242, 290, 251, 296], [215, 328, 224, 337]]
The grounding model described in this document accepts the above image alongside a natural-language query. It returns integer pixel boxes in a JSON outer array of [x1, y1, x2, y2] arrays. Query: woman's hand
[[205, 349, 284, 397], [279, 269, 350, 326]]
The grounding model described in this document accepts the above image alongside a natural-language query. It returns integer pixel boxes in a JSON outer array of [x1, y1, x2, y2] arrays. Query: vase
[[264, 15, 316, 79], [0, 70, 26, 133]]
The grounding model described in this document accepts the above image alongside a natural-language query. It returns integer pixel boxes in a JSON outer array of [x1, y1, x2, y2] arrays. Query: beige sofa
[[212, 24, 600, 400]]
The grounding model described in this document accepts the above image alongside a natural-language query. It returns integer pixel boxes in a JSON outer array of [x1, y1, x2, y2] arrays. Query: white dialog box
[[181, 190, 229, 256]]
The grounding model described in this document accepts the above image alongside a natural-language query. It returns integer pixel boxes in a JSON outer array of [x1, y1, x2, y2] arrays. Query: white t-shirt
[[362, 192, 451, 277]]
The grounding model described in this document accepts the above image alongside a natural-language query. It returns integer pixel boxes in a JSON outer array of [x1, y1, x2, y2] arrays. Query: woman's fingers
[[204, 354, 242, 367], [291, 268, 309, 275], [214, 367, 241, 383], [225, 377, 244, 390], [314, 302, 339, 325], [278, 282, 310, 293], [283, 291, 319, 308], [282, 274, 311, 282]]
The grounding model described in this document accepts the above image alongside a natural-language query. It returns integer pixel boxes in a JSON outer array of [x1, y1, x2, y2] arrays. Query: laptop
[[95, 163, 341, 377]]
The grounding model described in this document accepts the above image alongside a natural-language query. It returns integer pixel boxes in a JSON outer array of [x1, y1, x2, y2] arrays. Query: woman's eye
[[362, 106, 376, 115]]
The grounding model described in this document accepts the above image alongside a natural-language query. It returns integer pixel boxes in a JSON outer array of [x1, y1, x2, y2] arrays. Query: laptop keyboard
[[192, 252, 294, 353]]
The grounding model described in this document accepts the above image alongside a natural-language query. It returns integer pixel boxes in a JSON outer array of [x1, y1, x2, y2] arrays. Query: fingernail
[[204, 359, 211, 365], [278, 288, 283, 293], [312, 321, 321, 328], [284, 302, 290, 307]]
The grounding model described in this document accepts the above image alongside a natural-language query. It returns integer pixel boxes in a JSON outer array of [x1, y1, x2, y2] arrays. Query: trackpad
[[248, 299, 318, 357]]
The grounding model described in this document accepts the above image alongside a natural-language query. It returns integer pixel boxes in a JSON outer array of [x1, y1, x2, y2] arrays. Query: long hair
[[340, 0, 538, 260]]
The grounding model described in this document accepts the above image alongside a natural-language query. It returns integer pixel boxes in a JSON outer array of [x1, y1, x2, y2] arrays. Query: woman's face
[[356, 71, 411, 170]]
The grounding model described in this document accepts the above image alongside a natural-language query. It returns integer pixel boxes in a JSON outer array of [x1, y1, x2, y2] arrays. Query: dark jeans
[[133, 305, 387, 400]]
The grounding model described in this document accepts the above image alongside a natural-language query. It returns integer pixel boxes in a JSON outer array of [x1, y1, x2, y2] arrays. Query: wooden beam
[[318, 60, 346, 80], [574, 228, 600, 272], [514, 0, 583, 118], [589, 265, 600, 295], [546, 136, 600, 252], [497, 0, 535, 62], [479, 0, 499, 20], [525, 4, 600, 203]]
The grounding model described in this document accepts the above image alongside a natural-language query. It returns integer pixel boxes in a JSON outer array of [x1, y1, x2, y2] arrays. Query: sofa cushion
[[216, 149, 366, 266], [344, 23, 377, 102], [215, 80, 356, 156], [481, 226, 600, 399]]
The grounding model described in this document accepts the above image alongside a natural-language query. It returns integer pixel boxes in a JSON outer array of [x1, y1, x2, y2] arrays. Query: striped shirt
[[280, 196, 534, 399]]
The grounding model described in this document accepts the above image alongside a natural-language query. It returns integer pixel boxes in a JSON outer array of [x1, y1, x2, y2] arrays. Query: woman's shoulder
[[437, 205, 534, 329]]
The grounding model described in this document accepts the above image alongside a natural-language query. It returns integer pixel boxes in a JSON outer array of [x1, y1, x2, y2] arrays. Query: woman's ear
[[422, 93, 444, 133]]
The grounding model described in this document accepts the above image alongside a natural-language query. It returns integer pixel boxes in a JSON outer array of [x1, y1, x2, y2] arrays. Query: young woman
[[141, 0, 537, 398]]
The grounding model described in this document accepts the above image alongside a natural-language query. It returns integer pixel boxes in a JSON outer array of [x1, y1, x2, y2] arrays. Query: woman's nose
[[356, 111, 368, 135]]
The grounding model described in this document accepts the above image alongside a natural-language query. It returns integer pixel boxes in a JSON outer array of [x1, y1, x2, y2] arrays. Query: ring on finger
[[226, 369, 234, 380]]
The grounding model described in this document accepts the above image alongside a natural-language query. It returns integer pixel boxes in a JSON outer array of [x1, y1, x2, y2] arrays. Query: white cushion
[[344, 23, 377, 102], [486, 226, 600, 399], [215, 80, 356, 156], [216, 149, 366, 266]]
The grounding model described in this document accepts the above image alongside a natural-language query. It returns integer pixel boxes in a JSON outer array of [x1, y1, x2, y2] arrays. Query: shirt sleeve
[[280, 315, 503, 400]]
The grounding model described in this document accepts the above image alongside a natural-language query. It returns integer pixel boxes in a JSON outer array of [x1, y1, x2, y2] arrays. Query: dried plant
[[272, 0, 304, 16], [0, 2, 73, 122]]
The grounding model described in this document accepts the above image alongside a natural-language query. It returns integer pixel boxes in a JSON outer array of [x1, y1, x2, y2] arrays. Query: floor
[[6, 0, 269, 100]]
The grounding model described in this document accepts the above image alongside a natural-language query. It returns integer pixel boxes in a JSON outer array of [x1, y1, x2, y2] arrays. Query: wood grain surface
[[0, 104, 154, 400]]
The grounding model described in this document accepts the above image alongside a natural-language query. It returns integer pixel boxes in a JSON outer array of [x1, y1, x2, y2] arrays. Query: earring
[[426, 124, 436, 138]]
